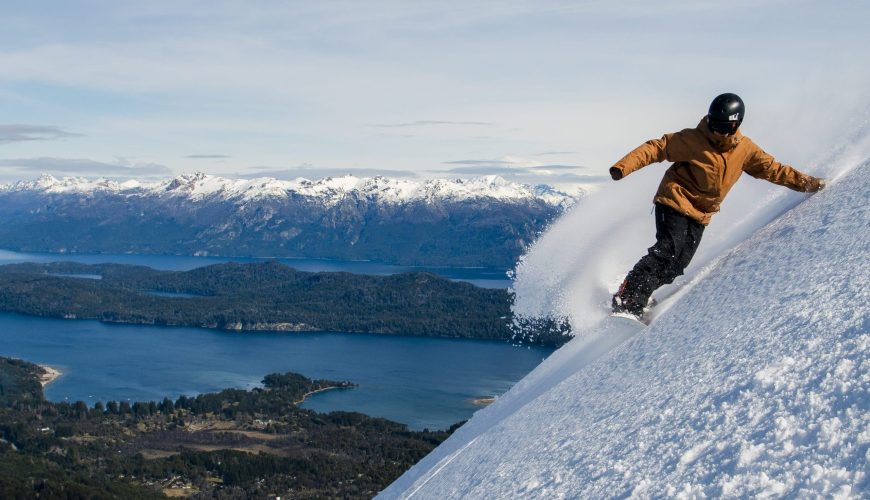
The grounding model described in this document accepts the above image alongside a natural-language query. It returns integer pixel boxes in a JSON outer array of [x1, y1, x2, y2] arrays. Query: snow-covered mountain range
[[379, 147, 869, 495], [0, 173, 578, 267], [2, 172, 575, 207]]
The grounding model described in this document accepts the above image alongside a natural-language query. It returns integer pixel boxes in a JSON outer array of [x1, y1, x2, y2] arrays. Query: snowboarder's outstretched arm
[[743, 144, 826, 192], [609, 134, 677, 180]]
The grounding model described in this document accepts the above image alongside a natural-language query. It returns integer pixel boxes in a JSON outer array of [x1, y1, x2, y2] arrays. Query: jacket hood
[[698, 117, 742, 152]]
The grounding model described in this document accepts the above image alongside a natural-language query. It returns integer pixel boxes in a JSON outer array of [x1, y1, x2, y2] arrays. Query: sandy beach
[[293, 385, 342, 406], [38, 365, 62, 387]]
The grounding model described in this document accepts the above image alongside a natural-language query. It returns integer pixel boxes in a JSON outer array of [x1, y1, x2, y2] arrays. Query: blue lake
[[0, 250, 544, 431], [0, 313, 549, 431]]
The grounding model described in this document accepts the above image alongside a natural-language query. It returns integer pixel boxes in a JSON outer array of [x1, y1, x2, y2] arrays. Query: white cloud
[[436, 155, 602, 188], [0, 124, 80, 143], [238, 165, 420, 180], [372, 120, 493, 128], [0, 157, 172, 182], [0, 1, 866, 183]]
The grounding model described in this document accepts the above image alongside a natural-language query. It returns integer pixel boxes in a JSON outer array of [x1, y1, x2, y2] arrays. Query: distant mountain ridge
[[0, 173, 579, 267], [1, 172, 576, 207]]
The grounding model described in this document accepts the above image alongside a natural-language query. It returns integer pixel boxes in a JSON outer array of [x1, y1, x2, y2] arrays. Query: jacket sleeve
[[743, 145, 817, 192], [610, 133, 676, 178]]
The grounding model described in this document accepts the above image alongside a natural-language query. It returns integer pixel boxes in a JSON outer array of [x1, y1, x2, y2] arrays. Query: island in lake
[[0, 261, 571, 346]]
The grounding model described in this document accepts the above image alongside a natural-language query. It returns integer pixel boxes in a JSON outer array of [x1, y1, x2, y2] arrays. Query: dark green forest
[[0, 261, 571, 347], [0, 356, 457, 499]]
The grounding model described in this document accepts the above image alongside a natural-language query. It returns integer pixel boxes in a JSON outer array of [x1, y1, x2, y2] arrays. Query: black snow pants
[[616, 203, 705, 314]]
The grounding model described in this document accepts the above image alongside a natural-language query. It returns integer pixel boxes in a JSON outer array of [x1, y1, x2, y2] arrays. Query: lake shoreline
[[38, 364, 62, 387], [471, 396, 496, 407], [293, 385, 353, 406]]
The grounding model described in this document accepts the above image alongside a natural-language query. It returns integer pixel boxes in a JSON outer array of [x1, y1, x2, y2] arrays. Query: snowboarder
[[610, 93, 826, 320]]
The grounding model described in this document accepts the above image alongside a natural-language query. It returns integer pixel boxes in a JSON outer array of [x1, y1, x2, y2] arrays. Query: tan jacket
[[611, 118, 819, 225]]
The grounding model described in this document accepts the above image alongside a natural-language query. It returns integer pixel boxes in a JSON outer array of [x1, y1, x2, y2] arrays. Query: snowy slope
[[380, 155, 869, 496]]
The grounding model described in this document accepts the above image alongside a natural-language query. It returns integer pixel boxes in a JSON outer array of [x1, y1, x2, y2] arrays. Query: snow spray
[[511, 110, 870, 339]]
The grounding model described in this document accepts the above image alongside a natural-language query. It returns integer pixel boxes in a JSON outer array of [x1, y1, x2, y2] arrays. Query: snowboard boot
[[611, 279, 647, 320]]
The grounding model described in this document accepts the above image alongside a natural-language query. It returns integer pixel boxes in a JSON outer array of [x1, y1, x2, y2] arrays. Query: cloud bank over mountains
[[0, 156, 172, 182]]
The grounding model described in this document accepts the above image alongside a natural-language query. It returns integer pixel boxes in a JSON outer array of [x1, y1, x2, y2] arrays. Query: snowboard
[[610, 298, 657, 326], [610, 311, 650, 326]]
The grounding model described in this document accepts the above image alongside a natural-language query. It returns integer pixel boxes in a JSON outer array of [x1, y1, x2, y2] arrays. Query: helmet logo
[[728, 113, 740, 121]]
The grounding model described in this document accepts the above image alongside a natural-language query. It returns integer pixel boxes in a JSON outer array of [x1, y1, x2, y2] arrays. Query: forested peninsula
[[0, 356, 453, 498], [0, 261, 570, 346]]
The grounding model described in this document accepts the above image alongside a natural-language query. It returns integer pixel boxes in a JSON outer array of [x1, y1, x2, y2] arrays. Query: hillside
[[0, 173, 576, 267], [379, 156, 868, 497]]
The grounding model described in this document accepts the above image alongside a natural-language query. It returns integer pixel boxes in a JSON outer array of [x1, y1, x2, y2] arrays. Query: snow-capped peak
[[3, 174, 124, 194], [2, 172, 576, 207]]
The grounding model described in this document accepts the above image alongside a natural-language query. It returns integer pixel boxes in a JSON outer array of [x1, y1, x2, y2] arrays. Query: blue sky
[[0, 1, 868, 188]]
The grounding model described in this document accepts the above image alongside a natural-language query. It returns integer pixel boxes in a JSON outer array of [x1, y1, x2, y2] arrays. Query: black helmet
[[707, 93, 744, 135]]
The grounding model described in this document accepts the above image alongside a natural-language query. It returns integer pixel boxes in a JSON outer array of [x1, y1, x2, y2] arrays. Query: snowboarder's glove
[[609, 167, 623, 181], [807, 177, 826, 192]]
